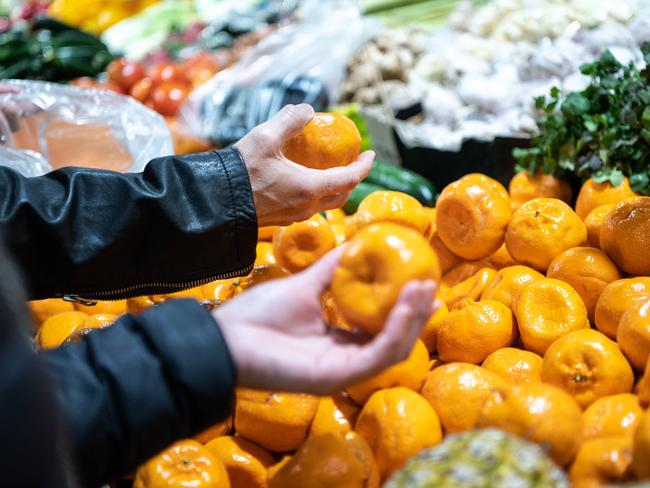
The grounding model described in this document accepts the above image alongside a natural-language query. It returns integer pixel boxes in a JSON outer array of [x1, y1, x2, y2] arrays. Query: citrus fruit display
[[32, 167, 650, 487], [283, 112, 361, 169]]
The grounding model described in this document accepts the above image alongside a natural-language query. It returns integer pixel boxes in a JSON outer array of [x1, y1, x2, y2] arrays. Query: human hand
[[215, 247, 439, 395], [234, 104, 374, 227], [0, 83, 41, 143]]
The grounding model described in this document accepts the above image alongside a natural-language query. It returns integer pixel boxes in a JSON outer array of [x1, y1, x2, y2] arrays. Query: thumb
[[262, 104, 314, 147]]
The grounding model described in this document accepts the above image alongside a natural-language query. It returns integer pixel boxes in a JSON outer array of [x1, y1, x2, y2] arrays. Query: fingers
[[259, 104, 315, 149], [310, 151, 375, 196], [299, 245, 347, 293], [317, 191, 351, 211]]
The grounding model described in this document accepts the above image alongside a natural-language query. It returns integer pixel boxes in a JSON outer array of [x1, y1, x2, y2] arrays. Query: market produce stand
[[4, 0, 650, 487]]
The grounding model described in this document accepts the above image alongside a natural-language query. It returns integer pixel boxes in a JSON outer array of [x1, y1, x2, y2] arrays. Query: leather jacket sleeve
[[41, 298, 235, 487], [0, 147, 258, 300]]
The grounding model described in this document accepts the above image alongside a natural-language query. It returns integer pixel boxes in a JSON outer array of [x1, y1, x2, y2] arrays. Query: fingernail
[[295, 103, 314, 116]]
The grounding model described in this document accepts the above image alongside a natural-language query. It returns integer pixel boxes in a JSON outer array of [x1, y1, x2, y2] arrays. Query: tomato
[[150, 81, 190, 116], [107, 59, 145, 90], [129, 77, 153, 103], [147, 62, 187, 85]]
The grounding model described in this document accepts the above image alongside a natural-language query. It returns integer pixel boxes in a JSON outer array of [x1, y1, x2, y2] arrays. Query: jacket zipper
[[59, 263, 254, 305]]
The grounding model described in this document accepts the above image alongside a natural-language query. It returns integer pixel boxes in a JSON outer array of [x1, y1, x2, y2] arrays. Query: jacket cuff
[[135, 299, 236, 429]]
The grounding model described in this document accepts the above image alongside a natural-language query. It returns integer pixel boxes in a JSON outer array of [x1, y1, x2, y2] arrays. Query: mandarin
[[617, 300, 650, 371], [584, 204, 615, 248], [205, 436, 274, 488], [436, 174, 511, 260], [582, 394, 643, 441], [547, 247, 622, 323], [35, 311, 89, 350], [632, 410, 650, 480], [541, 329, 634, 408], [353, 191, 430, 235], [638, 356, 650, 408], [75, 299, 127, 315], [331, 223, 440, 335], [441, 261, 494, 288], [254, 241, 276, 266], [480, 265, 544, 311], [268, 432, 379, 488], [258, 226, 279, 241], [194, 417, 232, 444], [309, 393, 359, 437], [356, 387, 442, 481], [505, 198, 587, 272], [283, 112, 361, 170], [600, 197, 650, 276], [575, 177, 636, 220], [429, 232, 462, 274], [419, 301, 449, 352], [595, 277, 650, 340], [483, 243, 518, 269], [436, 300, 517, 364], [28, 299, 74, 328], [420, 362, 507, 434], [476, 382, 583, 466], [515, 278, 589, 355], [439, 267, 496, 309], [569, 436, 633, 488], [234, 389, 319, 453], [481, 347, 543, 384], [133, 439, 229, 488], [508, 170, 573, 210], [273, 214, 336, 273], [346, 340, 429, 404]]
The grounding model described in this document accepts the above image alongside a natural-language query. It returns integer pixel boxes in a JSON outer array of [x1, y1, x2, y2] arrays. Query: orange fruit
[[194, 417, 232, 444], [273, 214, 336, 273], [309, 393, 359, 437], [75, 299, 127, 315], [632, 410, 650, 480], [505, 198, 587, 272], [238, 265, 289, 291], [476, 382, 583, 466], [429, 232, 462, 275], [126, 296, 156, 313], [479, 265, 544, 311], [541, 329, 634, 408], [582, 394, 643, 441], [638, 356, 650, 408], [600, 197, 650, 275], [205, 436, 274, 488], [283, 112, 361, 170], [234, 389, 319, 452], [547, 247, 621, 323], [267, 456, 291, 481], [441, 261, 494, 288], [156, 287, 205, 302], [439, 267, 496, 309], [356, 387, 442, 481], [330, 223, 348, 246], [353, 191, 430, 235], [617, 300, 650, 371], [569, 436, 633, 488], [133, 439, 229, 488], [268, 432, 379, 488], [331, 223, 440, 335], [575, 177, 636, 220], [483, 243, 517, 269], [28, 299, 74, 327], [584, 204, 615, 248], [481, 347, 543, 384], [436, 299, 517, 364], [35, 311, 89, 350], [595, 277, 650, 340], [419, 301, 449, 352], [515, 278, 589, 355], [436, 173, 511, 260], [323, 208, 347, 224], [201, 279, 239, 301], [508, 171, 573, 210], [258, 226, 279, 241], [346, 340, 429, 404], [254, 241, 276, 266], [420, 362, 507, 433], [320, 291, 351, 330], [81, 313, 117, 330]]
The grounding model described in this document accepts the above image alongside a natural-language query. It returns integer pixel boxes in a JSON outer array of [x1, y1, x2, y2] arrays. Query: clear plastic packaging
[[183, 0, 379, 145], [0, 79, 173, 177]]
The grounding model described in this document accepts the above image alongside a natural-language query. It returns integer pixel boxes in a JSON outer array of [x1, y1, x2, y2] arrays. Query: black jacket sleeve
[[41, 298, 236, 487], [0, 147, 258, 300]]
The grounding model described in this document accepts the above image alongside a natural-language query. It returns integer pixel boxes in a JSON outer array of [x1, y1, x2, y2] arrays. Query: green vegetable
[[515, 43, 650, 196], [331, 103, 372, 152], [365, 162, 437, 206], [342, 181, 386, 215]]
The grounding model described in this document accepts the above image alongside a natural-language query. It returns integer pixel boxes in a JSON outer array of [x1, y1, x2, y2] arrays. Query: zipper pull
[[62, 294, 98, 307]]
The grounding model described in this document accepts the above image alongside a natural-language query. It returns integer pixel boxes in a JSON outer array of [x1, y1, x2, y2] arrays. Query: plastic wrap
[[0, 79, 173, 177], [183, 0, 379, 145]]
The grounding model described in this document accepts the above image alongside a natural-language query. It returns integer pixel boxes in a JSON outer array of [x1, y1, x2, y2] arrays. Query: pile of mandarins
[[27, 114, 650, 487]]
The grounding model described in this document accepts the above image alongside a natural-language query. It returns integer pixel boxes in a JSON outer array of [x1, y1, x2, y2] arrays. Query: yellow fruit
[[273, 214, 336, 273], [632, 410, 650, 480], [204, 436, 274, 488], [569, 436, 633, 488], [582, 394, 643, 441], [480, 265, 544, 311], [595, 277, 650, 340], [35, 311, 89, 350], [354, 191, 430, 235], [309, 393, 359, 437], [419, 301, 449, 353], [508, 171, 573, 210], [481, 347, 543, 384], [575, 177, 636, 220]]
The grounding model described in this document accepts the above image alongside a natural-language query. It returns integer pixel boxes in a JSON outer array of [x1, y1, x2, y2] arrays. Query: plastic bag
[[183, 0, 379, 145], [0, 79, 173, 177]]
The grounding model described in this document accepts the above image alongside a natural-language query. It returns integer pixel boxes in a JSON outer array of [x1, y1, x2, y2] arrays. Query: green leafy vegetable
[[515, 43, 650, 195]]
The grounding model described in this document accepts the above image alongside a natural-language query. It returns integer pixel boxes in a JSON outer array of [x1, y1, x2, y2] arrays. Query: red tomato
[[107, 59, 145, 90], [147, 62, 187, 85], [150, 81, 190, 116], [129, 77, 154, 103]]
